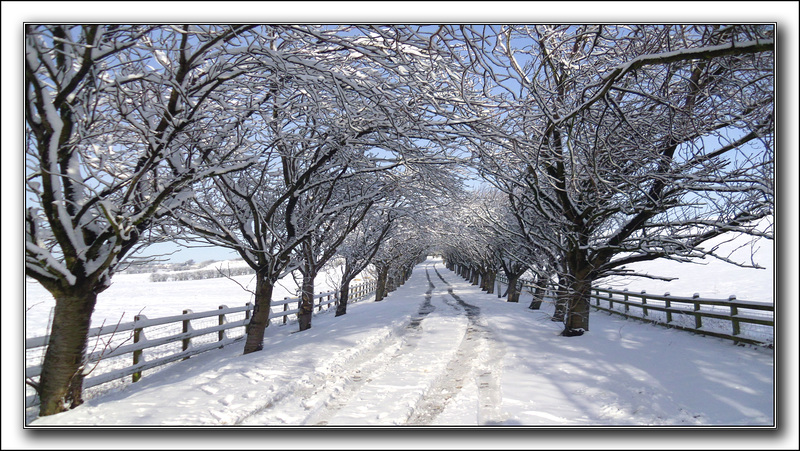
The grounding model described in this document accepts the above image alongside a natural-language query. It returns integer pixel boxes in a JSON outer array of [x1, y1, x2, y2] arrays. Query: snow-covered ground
[[14, 229, 794, 450], [24, 258, 352, 340], [14, 222, 795, 451], [23, 257, 776, 432], [600, 223, 774, 303]]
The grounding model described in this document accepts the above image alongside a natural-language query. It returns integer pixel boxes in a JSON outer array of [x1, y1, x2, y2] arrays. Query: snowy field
[[24, 258, 353, 340], [24, 226, 775, 342], [24, 259, 364, 411]]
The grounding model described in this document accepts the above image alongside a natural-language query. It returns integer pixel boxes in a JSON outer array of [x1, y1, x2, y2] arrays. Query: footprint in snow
[[200, 385, 219, 395]]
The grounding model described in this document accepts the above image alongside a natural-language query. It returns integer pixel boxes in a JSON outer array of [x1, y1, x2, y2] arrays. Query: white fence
[[25, 280, 376, 409], [589, 287, 773, 347], [494, 274, 773, 347]]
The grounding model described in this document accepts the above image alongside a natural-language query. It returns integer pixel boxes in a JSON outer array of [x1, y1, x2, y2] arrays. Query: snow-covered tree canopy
[[25, 25, 291, 291], [446, 25, 774, 276], [164, 26, 471, 277], [24, 23, 774, 310], [24, 25, 475, 292]]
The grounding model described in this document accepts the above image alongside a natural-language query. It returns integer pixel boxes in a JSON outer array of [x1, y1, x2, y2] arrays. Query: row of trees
[[148, 266, 255, 282], [24, 25, 464, 416], [436, 25, 774, 335], [26, 24, 774, 416]]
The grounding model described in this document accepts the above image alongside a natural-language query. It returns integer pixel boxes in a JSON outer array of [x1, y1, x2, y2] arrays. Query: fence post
[[693, 293, 702, 329], [218, 305, 227, 348], [606, 288, 613, 309], [641, 290, 648, 317], [283, 297, 289, 325], [664, 293, 672, 324], [729, 295, 740, 338], [623, 289, 630, 313], [244, 302, 252, 334], [132, 314, 147, 383], [182, 309, 193, 360]]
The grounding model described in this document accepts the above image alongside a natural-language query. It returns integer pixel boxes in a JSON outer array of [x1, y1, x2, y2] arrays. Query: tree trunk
[[375, 264, 389, 301], [243, 273, 275, 354], [561, 238, 593, 334], [552, 297, 568, 321], [528, 284, 544, 310], [563, 277, 592, 335], [298, 271, 316, 331], [506, 275, 521, 303], [37, 289, 97, 417], [551, 275, 568, 322], [335, 281, 350, 317], [387, 274, 396, 293], [483, 271, 496, 294]]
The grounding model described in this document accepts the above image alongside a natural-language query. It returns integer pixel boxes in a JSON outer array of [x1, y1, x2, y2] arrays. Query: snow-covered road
[[238, 263, 505, 425], [29, 257, 774, 428]]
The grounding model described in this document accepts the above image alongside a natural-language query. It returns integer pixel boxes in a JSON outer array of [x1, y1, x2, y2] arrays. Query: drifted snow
[[27, 258, 773, 431]]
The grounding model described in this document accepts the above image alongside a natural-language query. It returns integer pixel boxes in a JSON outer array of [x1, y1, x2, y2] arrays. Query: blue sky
[[133, 240, 239, 264]]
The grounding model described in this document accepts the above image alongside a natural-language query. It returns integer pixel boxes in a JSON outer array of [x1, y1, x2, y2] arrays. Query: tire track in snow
[[236, 262, 506, 425], [237, 264, 441, 425], [406, 265, 506, 425], [300, 268, 442, 425]]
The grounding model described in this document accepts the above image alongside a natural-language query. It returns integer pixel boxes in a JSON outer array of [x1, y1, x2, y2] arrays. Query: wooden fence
[[589, 287, 773, 346], [25, 280, 376, 408], [494, 274, 773, 347]]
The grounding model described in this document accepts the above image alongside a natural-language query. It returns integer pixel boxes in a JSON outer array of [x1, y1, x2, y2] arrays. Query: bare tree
[[294, 174, 378, 331], [174, 25, 468, 352], [372, 225, 432, 300], [24, 25, 267, 415], [457, 25, 774, 335], [436, 189, 500, 292], [332, 207, 395, 316], [175, 125, 369, 352]]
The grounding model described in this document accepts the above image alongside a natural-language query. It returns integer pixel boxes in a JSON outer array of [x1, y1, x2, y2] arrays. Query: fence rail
[[25, 280, 376, 408], [494, 274, 773, 346]]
